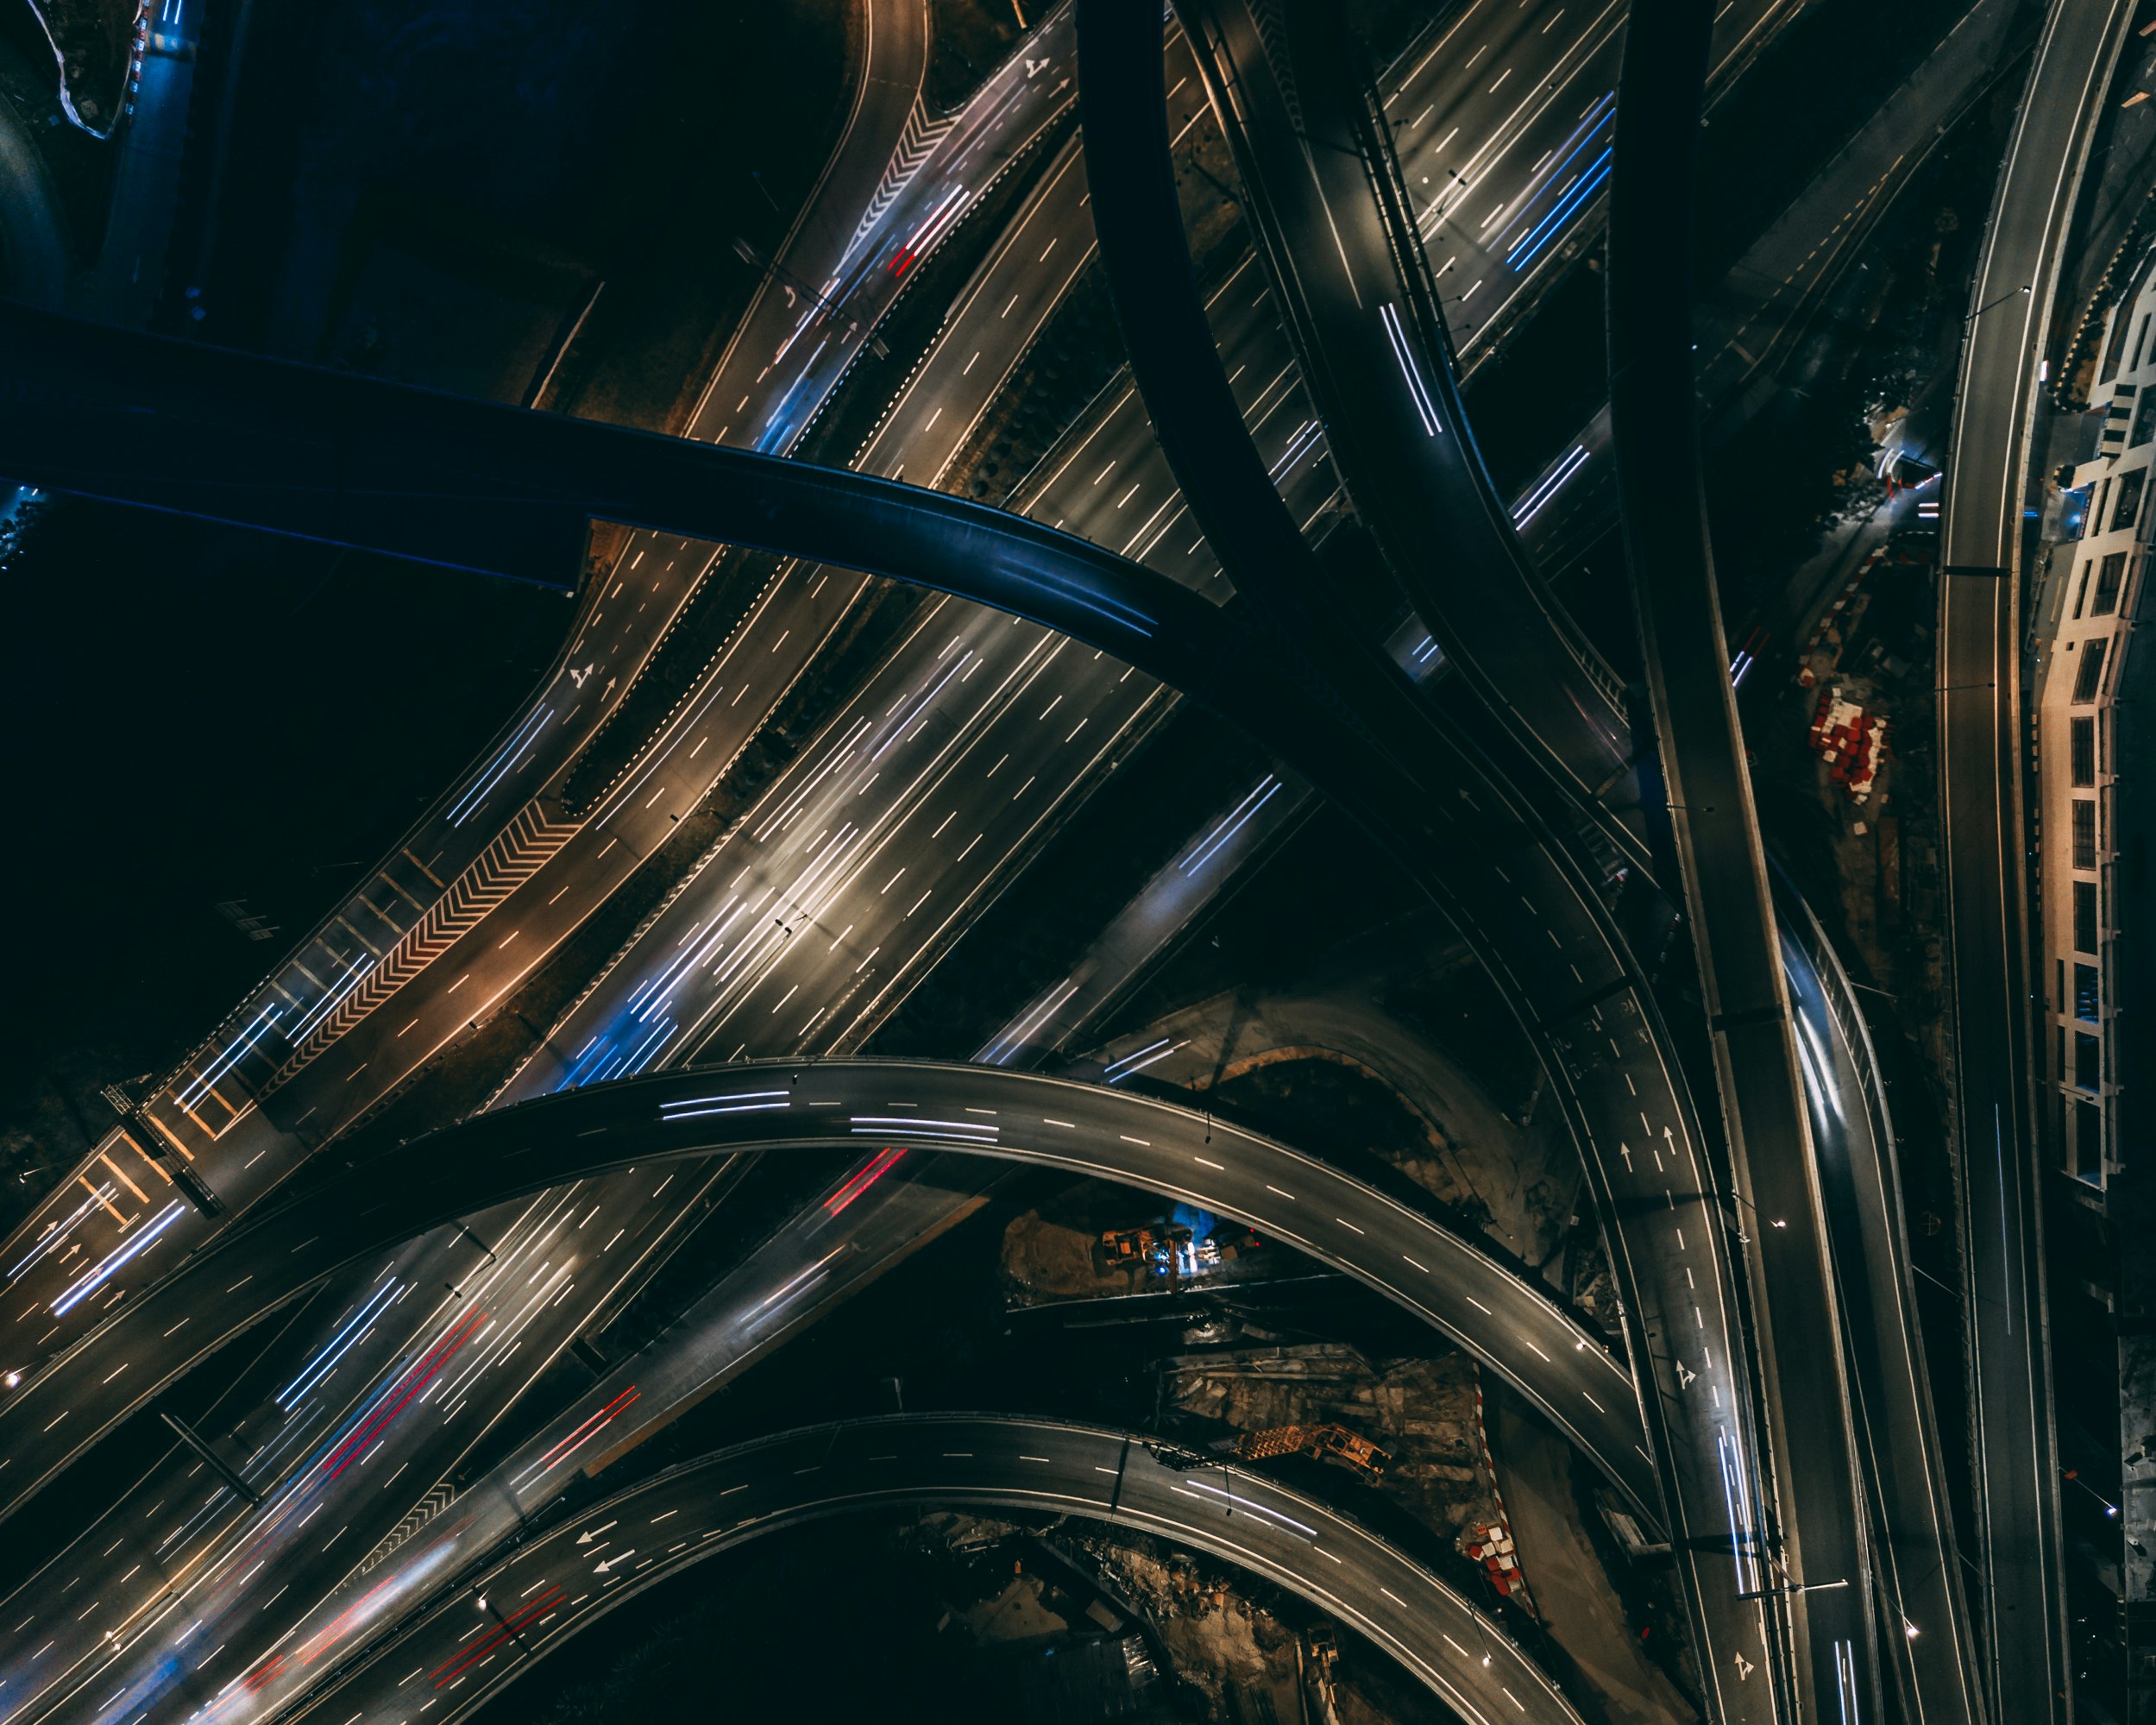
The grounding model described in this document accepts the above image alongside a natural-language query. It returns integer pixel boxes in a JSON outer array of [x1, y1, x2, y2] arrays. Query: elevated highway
[[0, 1061, 1655, 1524], [1606, 0, 1874, 1717], [1936, 2, 2134, 1719], [1174, 0, 1635, 849], [0, 2, 1862, 1710], [0, 42, 1693, 1704], [280, 1416, 1587, 1725], [1077, 8, 1780, 1721], [1775, 877, 1984, 1725], [1168, 16, 1981, 1712]]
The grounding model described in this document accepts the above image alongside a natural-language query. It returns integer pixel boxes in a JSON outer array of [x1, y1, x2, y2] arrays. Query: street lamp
[[1723, 1187, 1788, 1242], [1966, 283, 2031, 324], [476, 1591, 533, 1656]]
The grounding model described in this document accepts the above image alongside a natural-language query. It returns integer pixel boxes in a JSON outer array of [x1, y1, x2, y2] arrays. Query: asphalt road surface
[[1776, 884, 1983, 1725], [1081, 9, 1782, 1722], [1180, 0, 1635, 847], [1, 0, 1800, 1369], [1608, 1, 1874, 1717], [1936, 3, 2134, 1721], [0, 1061, 1654, 1525], [0, 0, 1812, 1716], [280, 1415, 1587, 1725]]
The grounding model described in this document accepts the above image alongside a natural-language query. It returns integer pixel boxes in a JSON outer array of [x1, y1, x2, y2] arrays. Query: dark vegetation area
[[0, 0, 855, 1222], [1717, 77, 2027, 1583], [1703, 107, 2001, 624], [0, 1, 112, 252], [200, 0, 852, 416], [503, 1521, 997, 1725], [927, 0, 1029, 114], [0, 508, 569, 1230], [1465, 0, 2024, 653]]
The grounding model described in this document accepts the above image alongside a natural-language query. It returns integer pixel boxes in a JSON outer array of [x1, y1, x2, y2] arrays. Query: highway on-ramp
[[1079, 9, 1779, 1721], [1177, 0, 1636, 846], [1607, 0, 1874, 1717]]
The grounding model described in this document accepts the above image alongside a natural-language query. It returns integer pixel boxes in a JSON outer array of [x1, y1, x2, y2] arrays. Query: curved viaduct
[[0, 299, 1757, 1702], [279, 1415, 1588, 1725], [0, 1061, 1655, 1522]]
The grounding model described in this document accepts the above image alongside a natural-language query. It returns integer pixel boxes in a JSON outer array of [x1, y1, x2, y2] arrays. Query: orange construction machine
[[1232, 1424, 1391, 1483]]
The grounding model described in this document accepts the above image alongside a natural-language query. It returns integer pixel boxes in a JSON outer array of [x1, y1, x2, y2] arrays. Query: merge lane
[[1184, 0, 1633, 834], [1078, 9, 1774, 1722], [0, 0, 1801, 1709]]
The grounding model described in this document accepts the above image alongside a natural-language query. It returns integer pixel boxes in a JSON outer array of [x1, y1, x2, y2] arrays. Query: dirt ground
[[1161, 1342, 1499, 1555]]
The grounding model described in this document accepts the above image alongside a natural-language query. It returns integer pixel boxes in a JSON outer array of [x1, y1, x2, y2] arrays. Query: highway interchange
[[281, 1416, 1586, 1725], [0, 1062, 1656, 1522], [0, 0, 2123, 1722]]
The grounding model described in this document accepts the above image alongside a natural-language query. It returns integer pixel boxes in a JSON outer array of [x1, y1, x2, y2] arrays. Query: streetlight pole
[[475, 1594, 533, 1657], [1967, 283, 2031, 324]]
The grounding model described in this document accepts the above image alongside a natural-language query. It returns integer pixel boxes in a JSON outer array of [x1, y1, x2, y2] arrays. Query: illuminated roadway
[[1608, 1, 1874, 1718], [280, 1416, 1587, 1725], [0, 302, 1761, 1719], [0, 17, 1097, 1715], [1172, 1, 2000, 1713], [0, 21, 1803, 1718], [1080, 7, 1778, 1721], [0, 0, 959, 1363], [0, 34, 1940, 1716], [1936, 2, 2133, 1720], [0, 0, 1791, 1363], [0, 1062, 1654, 1519], [1176, 0, 1636, 851], [1183, 40, 1966, 1722], [1775, 878, 1983, 1725], [0, 0, 1798, 1395], [0, 0, 1812, 1712], [38, 13, 2001, 1725], [0, 0, 1808, 1385]]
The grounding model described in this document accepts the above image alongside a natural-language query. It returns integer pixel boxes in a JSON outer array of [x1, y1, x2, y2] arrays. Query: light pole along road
[[1607, 0, 1877, 1719]]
